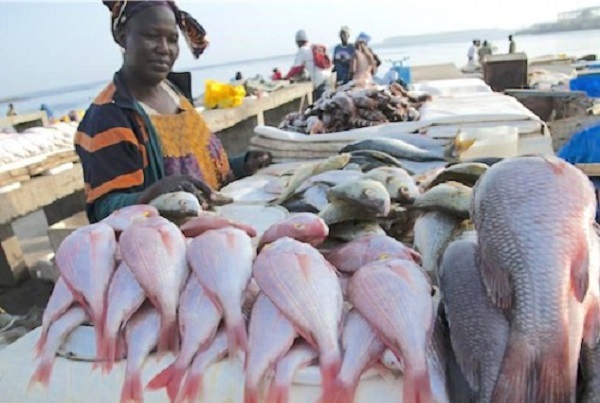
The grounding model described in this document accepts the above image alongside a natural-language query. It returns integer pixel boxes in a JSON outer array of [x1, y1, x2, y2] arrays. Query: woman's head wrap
[[103, 0, 209, 58]]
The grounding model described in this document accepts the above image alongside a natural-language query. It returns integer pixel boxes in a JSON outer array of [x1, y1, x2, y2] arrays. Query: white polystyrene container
[[455, 125, 519, 160], [0, 327, 404, 403]]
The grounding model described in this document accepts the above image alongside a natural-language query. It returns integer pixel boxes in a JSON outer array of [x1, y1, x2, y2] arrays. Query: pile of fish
[[31, 153, 600, 403], [278, 83, 431, 134]]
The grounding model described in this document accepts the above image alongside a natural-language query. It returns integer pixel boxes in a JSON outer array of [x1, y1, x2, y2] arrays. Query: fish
[[266, 342, 318, 403], [413, 211, 461, 279], [388, 133, 450, 150], [318, 200, 371, 225], [364, 166, 420, 203], [243, 279, 261, 319], [412, 181, 472, 219], [187, 228, 254, 356], [446, 157, 503, 168], [439, 238, 509, 403], [147, 276, 222, 401], [324, 234, 421, 273], [329, 310, 387, 403], [580, 342, 600, 403], [253, 237, 344, 398], [55, 222, 117, 356], [471, 156, 600, 402], [281, 199, 319, 214], [120, 304, 161, 403], [177, 330, 229, 403], [427, 162, 489, 189], [274, 154, 351, 204], [120, 218, 189, 353], [245, 293, 298, 403], [101, 205, 159, 232], [413, 167, 445, 193], [258, 213, 329, 250], [327, 178, 391, 216], [29, 306, 88, 388], [149, 191, 202, 218], [302, 184, 330, 211], [348, 150, 407, 172], [341, 137, 447, 162], [36, 277, 74, 353], [329, 220, 386, 242], [427, 305, 451, 403], [101, 261, 146, 372], [381, 349, 404, 373], [295, 170, 364, 194], [180, 214, 257, 238], [349, 259, 434, 403]]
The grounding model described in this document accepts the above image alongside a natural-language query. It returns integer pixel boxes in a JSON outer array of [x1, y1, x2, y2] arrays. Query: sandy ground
[[0, 211, 54, 315]]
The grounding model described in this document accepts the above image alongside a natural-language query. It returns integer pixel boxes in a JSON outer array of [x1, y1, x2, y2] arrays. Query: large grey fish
[[319, 200, 371, 225], [428, 304, 451, 403], [341, 137, 447, 162], [413, 181, 472, 219], [472, 156, 600, 403], [347, 150, 408, 172], [329, 220, 386, 242], [439, 238, 509, 403], [327, 179, 391, 216], [427, 162, 489, 189], [295, 170, 364, 194], [580, 342, 600, 403], [413, 211, 462, 280], [364, 166, 420, 203], [303, 183, 331, 212]]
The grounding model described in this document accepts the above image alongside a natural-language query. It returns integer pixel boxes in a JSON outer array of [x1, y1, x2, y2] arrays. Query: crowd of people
[[467, 35, 517, 69]]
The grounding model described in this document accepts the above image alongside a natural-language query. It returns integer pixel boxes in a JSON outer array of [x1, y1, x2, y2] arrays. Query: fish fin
[[34, 332, 47, 357], [319, 358, 342, 402], [402, 367, 432, 403], [571, 241, 590, 303], [166, 370, 187, 403], [478, 252, 511, 310], [147, 362, 175, 390], [244, 386, 260, 403], [120, 372, 143, 403], [177, 373, 204, 403], [100, 335, 118, 374], [324, 378, 357, 403], [537, 345, 573, 403], [29, 358, 53, 389], [158, 319, 180, 354], [584, 298, 600, 348]]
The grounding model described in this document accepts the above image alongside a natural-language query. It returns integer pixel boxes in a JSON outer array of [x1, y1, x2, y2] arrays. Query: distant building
[[558, 6, 600, 22]]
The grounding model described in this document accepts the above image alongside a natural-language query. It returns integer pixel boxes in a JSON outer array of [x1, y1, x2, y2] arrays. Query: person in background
[[351, 32, 378, 82], [6, 103, 17, 117], [271, 68, 282, 81], [40, 104, 54, 122], [285, 29, 332, 99], [231, 71, 243, 83], [478, 40, 493, 66], [75, 0, 271, 223], [509, 35, 516, 54], [332, 26, 354, 85], [467, 39, 480, 65]]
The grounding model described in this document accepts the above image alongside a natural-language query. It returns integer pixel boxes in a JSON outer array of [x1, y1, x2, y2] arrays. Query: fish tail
[[226, 313, 248, 357], [402, 367, 432, 403], [319, 357, 342, 401], [158, 319, 180, 354], [166, 371, 187, 403], [244, 386, 260, 403], [177, 373, 204, 403], [34, 332, 48, 357], [584, 297, 600, 348], [120, 372, 143, 403], [492, 332, 538, 403], [99, 335, 118, 374], [537, 340, 574, 403], [29, 358, 53, 389], [323, 378, 357, 403], [147, 362, 175, 390], [94, 318, 105, 362]]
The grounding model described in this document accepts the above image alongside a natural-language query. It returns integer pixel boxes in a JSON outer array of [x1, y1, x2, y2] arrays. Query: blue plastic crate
[[570, 73, 600, 97]]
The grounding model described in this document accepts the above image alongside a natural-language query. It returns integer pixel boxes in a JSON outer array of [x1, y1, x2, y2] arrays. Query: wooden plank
[[577, 164, 600, 177], [0, 175, 30, 188]]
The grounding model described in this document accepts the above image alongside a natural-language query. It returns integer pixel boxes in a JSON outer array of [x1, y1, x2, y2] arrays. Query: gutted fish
[[36, 277, 74, 353]]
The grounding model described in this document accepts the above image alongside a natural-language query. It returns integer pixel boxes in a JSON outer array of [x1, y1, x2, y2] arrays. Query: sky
[[1, 0, 600, 99]]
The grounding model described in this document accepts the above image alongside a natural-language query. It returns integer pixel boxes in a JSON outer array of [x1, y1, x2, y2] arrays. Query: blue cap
[[357, 32, 371, 44]]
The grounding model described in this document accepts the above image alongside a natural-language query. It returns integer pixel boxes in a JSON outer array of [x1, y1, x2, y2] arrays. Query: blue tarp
[[570, 74, 600, 98], [558, 124, 600, 221]]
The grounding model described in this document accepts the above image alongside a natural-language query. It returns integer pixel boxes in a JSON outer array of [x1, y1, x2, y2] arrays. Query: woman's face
[[122, 6, 180, 85]]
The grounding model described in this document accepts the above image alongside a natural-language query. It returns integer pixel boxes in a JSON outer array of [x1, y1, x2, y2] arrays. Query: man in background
[[6, 103, 17, 117], [332, 26, 354, 85], [509, 35, 516, 53], [285, 29, 332, 99]]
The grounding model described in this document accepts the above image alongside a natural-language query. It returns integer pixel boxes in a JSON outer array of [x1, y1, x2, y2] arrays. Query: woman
[[76, 1, 271, 223], [350, 33, 378, 82]]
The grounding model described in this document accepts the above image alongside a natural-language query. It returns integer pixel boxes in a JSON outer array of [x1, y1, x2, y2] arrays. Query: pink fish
[[324, 234, 421, 273], [349, 260, 433, 403], [266, 342, 318, 403], [101, 261, 146, 372], [187, 228, 254, 356], [471, 156, 600, 402], [147, 276, 222, 402], [102, 205, 159, 233], [243, 279, 261, 319], [55, 222, 117, 356], [180, 214, 257, 238], [176, 330, 228, 403], [258, 213, 329, 250], [29, 306, 88, 388], [120, 304, 161, 403], [120, 218, 189, 353], [329, 310, 386, 403], [253, 237, 344, 399], [36, 277, 74, 353], [245, 293, 297, 403]]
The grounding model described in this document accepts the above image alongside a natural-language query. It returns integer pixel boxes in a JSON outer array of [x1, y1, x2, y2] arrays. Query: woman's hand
[[137, 175, 218, 208], [244, 151, 272, 176]]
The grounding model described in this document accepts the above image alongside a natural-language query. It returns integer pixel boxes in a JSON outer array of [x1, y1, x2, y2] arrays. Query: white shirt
[[292, 44, 332, 88], [468, 45, 476, 60]]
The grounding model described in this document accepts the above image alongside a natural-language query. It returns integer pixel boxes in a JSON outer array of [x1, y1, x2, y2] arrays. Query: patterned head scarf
[[103, 0, 209, 58]]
